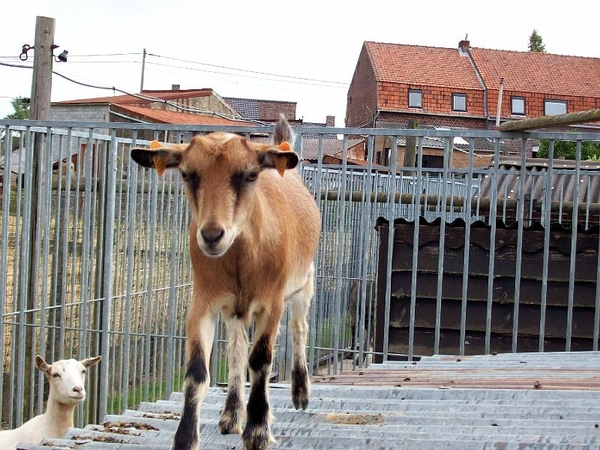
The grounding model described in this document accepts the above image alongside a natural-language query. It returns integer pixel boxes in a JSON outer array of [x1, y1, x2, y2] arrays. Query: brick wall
[[346, 49, 379, 127], [378, 82, 486, 117], [490, 89, 600, 120], [50, 105, 109, 122]]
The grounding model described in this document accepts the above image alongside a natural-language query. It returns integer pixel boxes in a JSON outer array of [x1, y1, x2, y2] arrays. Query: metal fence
[[1, 119, 599, 429]]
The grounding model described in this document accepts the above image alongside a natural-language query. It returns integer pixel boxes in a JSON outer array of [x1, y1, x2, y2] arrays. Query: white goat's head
[[131, 116, 299, 257], [35, 355, 102, 405]]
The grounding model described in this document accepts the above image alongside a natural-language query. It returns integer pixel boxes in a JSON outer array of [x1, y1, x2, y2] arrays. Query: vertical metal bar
[[484, 139, 500, 354], [565, 141, 582, 351], [0, 125, 11, 426], [511, 139, 527, 353], [78, 129, 95, 357], [166, 176, 182, 397], [383, 135, 398, 361], [538, 141, 554, 351], [15, 126, 36, 426], [37, 128, 54, 415], [459, 139, 475, 354], [434, 138, 449, 355], [98, 131, 118, 421]]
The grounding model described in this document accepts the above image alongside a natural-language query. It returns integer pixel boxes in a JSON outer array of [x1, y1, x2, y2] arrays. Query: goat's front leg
[[242, 302, 283, 450], [172, 311, 216, 450], [219, 316, 248, 435]]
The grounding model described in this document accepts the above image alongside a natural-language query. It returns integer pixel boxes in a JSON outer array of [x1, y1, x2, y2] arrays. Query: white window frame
[[452, 93, 467, 112], [408, 89, 422, 108], [511, 96, 526, 115], [544, 99, 567, 115]]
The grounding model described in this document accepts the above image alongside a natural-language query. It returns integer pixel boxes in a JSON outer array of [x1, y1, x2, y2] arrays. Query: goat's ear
[[81, 355, 102, 368], [131, 148, 184, 177], [258, 149, 300, 177], [35, 355, 50, 373]]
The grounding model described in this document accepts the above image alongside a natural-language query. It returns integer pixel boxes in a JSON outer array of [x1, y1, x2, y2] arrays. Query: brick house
[[47, 86, 345, 175], [346, 40, 600, 132]]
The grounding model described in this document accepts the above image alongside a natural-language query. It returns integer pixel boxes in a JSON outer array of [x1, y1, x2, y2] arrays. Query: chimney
[[172, 84, 181, 90], [326, 115, 335, 127], [458, 36, 470, 55]]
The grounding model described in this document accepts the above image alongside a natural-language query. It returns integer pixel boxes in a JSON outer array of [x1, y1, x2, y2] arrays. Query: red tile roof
[[365, 42, 482, 89], [470, 49, 600, 97], [112, 104, 255, 126], [365, 41, 600, 98]]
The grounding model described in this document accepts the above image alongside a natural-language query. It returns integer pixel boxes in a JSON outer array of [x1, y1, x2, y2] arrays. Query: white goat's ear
[[81, 355, 102, 368], [35, 355, 50, 373]]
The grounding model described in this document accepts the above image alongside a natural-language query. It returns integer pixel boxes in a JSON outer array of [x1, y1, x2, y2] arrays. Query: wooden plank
[[389, 272, 599, 308], [386, 296, 598, 337], [498, 109, 600, 131], [384, 329, 597, 357]]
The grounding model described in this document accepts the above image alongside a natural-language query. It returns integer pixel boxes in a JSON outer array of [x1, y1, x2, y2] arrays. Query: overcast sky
[[1, 0, 598, 125]]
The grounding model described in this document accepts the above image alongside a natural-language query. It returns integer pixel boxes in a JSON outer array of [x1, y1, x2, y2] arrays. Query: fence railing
[[1, 119, 599, 429]]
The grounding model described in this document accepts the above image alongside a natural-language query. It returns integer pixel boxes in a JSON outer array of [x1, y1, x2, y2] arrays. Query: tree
[[528, 30, 546, 53], [4, 96, 30, 119], [537, 139, 600, 160]]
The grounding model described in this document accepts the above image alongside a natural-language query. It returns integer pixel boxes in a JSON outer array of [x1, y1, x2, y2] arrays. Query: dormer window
[[511, 96, 526, 115], [408, 89, 422, 108], [544, 99, 567, 115], [452, 93, 467, 112]]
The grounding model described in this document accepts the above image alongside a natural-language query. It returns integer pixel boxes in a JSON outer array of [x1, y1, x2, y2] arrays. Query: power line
[[147, 52, 348, 87], [144, 60, 347, 89], [1, 54, 344, 122]]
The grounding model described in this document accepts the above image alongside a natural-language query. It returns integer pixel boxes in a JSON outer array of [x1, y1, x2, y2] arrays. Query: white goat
[[0, 355, 102, 450], [131, 114, 321, 450]]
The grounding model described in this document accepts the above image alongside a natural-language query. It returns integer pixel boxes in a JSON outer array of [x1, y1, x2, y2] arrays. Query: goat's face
[[35, 355, 102, 405], [131, 132, 299, 258]]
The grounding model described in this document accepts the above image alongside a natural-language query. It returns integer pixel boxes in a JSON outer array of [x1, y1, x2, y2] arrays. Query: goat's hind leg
[[288, 265, 314, 410], [219, 316, 248, 435]]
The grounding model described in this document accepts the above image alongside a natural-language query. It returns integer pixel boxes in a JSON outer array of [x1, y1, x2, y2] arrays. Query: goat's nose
[[201, 226, 224, 246], [72, 385, 83, 393]]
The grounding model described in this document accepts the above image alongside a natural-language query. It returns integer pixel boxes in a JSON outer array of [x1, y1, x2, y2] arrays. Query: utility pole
[[140, 48, 146, 92], [20, 15, 55, 424], [29, 16, 55, 120]]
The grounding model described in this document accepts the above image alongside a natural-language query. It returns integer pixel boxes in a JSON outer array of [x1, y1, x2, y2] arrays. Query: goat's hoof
[[292, 392, 309, 410], [219, 410, 243, 435], [291, 368, 310, 410], [242, 423, 275, 450]]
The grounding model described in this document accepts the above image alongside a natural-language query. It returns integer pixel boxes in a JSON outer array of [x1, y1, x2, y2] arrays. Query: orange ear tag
[[149, 140, 162, 149], [279, 141, 291, 151], [153, 154, 167, 177]]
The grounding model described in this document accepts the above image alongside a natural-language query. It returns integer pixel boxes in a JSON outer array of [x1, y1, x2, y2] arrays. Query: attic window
[[544, 99, 567, 115], [408, 89, 422, 108], [511, 96, 525, 115], [452, 93, 467, 112]]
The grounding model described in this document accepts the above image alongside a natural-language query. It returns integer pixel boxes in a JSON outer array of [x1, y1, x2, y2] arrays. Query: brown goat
[[131, 115, 321, 450]]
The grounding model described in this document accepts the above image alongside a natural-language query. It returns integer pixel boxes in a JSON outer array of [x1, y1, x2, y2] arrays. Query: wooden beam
[[499, 109, 600, 132]]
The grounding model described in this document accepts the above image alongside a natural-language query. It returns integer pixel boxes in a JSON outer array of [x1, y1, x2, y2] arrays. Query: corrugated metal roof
[[480, 155, 600, 204], [17, 351, 600, 449]]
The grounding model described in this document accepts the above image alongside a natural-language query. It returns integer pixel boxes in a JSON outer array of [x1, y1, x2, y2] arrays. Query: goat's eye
[[82, 369, 86, 374], [52, 373, 60, 378], [231, 171, 258, 191], [180, 171, 189, 182], [245, 171, 259, 183]]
